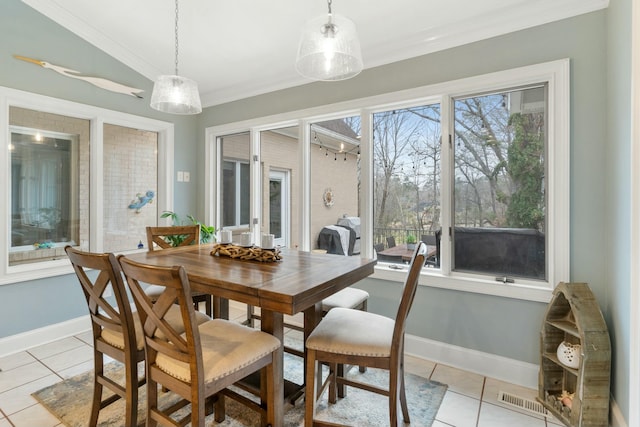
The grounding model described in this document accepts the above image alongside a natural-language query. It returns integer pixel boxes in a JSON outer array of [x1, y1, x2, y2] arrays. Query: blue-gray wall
[[605, 0, 632, 418], [0, 0, 199, 333], [1, 0, 631, 423], [198, 7, 627, 420]]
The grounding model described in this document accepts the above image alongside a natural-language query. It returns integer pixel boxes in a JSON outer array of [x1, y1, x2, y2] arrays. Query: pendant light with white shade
[[150, 0, 202, 114], [295, 0, 363, 81]]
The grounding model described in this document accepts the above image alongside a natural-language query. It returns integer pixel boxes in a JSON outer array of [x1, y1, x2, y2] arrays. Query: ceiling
[[23, 0, 607, 108]]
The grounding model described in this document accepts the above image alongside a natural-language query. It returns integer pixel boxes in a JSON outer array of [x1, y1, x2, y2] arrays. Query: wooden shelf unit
[[538, 282, 611, 427]]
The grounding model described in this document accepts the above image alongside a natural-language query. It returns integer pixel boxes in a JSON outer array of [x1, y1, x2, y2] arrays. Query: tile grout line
[[0, 407, 16, 427], [475, 376, 487, 427], [26, 351, 65, 382]]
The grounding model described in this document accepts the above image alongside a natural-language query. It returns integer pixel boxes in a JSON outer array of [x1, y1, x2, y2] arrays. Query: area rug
[[33, 351, 447, 427]]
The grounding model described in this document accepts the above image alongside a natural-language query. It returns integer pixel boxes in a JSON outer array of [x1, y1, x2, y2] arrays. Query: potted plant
[[406, 234, 417, 250], [161, 211, 216, 244]]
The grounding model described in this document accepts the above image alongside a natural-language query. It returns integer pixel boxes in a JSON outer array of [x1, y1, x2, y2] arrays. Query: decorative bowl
[[556, 341, 581, 369]]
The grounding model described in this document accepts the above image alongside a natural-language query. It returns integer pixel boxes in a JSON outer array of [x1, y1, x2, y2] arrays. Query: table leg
[[212, 296, 229, 319], [304, 303, 323, 397], [260, 309, 284, 427]]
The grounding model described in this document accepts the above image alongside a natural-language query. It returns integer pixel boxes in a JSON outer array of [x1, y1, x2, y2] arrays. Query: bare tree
[[373, 110, 422, 229]]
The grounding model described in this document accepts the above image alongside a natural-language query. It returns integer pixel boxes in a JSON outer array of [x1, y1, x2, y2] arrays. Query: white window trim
[[0, 86, 174, 285], [204, 59, 570, 303]]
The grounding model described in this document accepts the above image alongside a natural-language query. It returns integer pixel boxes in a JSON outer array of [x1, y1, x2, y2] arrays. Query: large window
[[206, 59, 569, 301], [1, 88, 173, 284], [372, 104, 441, 266], [10, 125, 82, 265], [452, 86, 546, 281]]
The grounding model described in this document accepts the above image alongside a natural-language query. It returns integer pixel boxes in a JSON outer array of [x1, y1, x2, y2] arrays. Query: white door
[[269, 170, 290, 247]]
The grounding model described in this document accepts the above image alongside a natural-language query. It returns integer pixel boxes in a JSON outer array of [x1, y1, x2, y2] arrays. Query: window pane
[[219, 132, 250, 229], [269, 179, 282, 238], [452, 86, 546, 280], [9, 107, 87, 266], [240, 162, 250, 225], [311, 117, 361, 256], [259, 127, 297, 248], [103, 123, 158, 252], [222, 160, 237, 227], [373, 104, 441, 266]]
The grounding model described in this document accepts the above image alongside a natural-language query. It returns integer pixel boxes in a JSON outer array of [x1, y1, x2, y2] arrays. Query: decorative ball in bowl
[[556, 341, 581, 369]]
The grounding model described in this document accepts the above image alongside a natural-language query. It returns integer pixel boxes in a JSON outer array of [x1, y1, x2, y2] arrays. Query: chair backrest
[[118, 255, 203, 385], [65, 246, 138, 359], [374, 243, 384, 253], [386, 236, 396, 248], [146, 224, 201, 251], [391, 241, 427, 355], [421, 234, 437, 245]]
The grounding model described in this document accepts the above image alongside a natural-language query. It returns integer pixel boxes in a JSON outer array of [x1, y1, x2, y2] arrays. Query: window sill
[[371, 264, 553, 303]]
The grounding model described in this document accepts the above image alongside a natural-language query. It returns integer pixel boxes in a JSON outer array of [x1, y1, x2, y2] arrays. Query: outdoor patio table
[[378, 243, 436, 263]]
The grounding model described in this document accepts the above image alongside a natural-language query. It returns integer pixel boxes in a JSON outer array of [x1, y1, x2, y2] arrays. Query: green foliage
[[160, 211, 216, 246], [505, 113, 545, 229], [406, 234, 417, 244]]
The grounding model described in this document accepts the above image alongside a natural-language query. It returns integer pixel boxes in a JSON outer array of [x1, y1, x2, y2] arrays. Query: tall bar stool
[[65, 246, 145, 427], [305, 242, 427, 427]]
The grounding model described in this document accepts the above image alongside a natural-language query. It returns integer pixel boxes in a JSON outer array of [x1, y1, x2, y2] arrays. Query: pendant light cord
[[174, 0, 179, 76]]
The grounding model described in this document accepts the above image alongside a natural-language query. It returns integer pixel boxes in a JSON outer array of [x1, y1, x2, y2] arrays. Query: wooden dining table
[[124, 243, 376, 427]]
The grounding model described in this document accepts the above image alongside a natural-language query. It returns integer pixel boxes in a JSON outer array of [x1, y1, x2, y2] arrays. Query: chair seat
[[321, 287, 369, 312], [157, 318, 280, 383], [143, 284, 165, 298], [102, 305, 209, 351], [307, 307, 394, 357], [145, 284, 210, 299]]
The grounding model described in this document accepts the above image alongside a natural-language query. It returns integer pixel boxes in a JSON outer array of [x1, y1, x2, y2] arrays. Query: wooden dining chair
[[118, 255, 281, 427], [304, 241, 427, 427], [65, 246, 145, 427], [145, 225, 212, 316]]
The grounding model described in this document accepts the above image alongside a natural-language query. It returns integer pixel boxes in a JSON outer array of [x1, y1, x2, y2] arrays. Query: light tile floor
[[0, 304, 565, 427]]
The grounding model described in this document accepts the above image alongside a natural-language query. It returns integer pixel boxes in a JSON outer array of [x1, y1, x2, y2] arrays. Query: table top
[[124, 244, 376, 316]]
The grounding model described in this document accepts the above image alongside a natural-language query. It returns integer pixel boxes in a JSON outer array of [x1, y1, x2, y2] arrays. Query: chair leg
[[389, 367, 399, 427], [337, 363, 347, 399], [359, 301, 367, 373], [147, 378, 159, 427], [305, 349, 319, 427], [89, 358, 102, 427], [329, 362, 338, 403], [191, 393, 206, 427], [123, 356, 138, 427], [399, 363, 410, 422], [214, 393, 226, 423], [262, 356, 277, 427]]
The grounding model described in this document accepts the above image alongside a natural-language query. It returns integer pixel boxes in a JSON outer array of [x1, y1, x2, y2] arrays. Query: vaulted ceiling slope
[[22, 0, 608, 108]]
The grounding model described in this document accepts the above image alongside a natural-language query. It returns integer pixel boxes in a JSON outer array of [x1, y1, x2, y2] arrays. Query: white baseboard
[[0, 312, 629, 427], [0, 315, 90, 358], [404, 333, 539, 389], [610, 397, 628, 427]]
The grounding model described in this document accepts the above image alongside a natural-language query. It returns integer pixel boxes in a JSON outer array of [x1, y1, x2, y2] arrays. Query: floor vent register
[[497, 391, 548, 416]]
